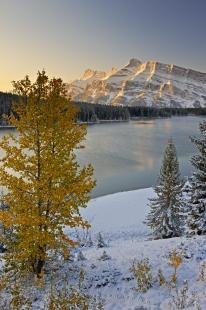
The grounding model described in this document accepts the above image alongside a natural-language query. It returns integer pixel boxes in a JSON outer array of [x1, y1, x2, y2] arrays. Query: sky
[[0, 0, 206, 91]]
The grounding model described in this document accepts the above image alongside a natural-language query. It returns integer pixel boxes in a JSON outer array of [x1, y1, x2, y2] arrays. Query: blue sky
[[0, 0, 206, 90]]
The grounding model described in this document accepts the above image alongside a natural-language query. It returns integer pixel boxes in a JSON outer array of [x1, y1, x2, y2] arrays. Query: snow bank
[[78, 188, 206, 310], [82, 188, 154, 240]]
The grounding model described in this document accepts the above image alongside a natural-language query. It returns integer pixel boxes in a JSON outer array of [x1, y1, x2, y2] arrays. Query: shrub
[[197, 261, 206, 282], [168, 250, 182, 286], [130, 258, 153, 292], [157, 269, 166, 286], [170, 281, 200, 309], [10, 281, 32, 310], [47, 270, 104, 310]]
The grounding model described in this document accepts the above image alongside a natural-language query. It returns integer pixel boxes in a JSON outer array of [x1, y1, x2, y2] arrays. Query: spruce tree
[[187, 121, 206, 235], [96, 232, 106, 248], [146, 139, 184, 239], [0, 71, 95, 278]]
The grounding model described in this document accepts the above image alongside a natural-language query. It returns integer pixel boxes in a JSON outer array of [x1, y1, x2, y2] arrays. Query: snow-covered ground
[[82, 188, 153, 242], [1, 188, 206, 309], [77, 188, 206, 309]]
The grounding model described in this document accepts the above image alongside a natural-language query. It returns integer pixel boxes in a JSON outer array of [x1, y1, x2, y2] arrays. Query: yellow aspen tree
[[0, 71, 95, 278]]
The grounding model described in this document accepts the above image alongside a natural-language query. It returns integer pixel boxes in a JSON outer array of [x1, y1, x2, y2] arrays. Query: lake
[[0, 116, 204, 198], [77, 116, 205, 197]]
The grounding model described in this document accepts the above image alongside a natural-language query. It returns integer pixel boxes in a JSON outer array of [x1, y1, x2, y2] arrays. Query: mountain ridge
[[66, 58, 206, 108]]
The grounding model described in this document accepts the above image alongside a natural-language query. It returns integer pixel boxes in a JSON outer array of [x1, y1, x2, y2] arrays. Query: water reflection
[[0, 117, 203, 198], [77, 116, 204, 197]]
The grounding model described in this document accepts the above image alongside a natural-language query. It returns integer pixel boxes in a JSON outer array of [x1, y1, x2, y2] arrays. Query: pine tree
[[96, 232, 106, 248], [77, 250, 86, 261], [98, 250, 111, 261], [146, 139, 184, 239], [187, 121, 206, 235], [0, 71, 95, 278], [86, 234, 93, 247]]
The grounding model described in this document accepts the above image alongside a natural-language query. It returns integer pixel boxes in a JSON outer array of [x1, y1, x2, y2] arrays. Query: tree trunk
[[36, 259, 45, 278], [32, 258, 45, 278]]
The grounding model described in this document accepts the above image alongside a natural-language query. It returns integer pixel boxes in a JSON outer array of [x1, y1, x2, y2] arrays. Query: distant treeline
[[0, 92, 206, 125], [75, 101, 206, 123], [0, 92, 18, 124], [75, 102, 130, 122]]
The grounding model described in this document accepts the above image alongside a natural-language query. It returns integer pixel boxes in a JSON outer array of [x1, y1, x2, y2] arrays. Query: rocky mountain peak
[[81, 69, 95, 80], [126, 58, 142, 67], [67, 58, 206, 108]]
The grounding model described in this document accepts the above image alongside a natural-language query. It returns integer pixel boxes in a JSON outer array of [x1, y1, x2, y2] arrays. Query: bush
[[197, 261, 206, 282], [47, 286, 104, 310], [168, 250, 183, 286], [157, 269, 166, 286], [130, 258, 153, 292], [47, 270, 104, 310], [169, 281, 200, 309]]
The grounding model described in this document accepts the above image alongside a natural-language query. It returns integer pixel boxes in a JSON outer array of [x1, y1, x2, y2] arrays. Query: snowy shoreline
[[84, 187, 154, 236]]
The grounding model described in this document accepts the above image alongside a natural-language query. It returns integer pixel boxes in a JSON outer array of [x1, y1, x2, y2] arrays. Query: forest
[[0, 92, 206, 125]]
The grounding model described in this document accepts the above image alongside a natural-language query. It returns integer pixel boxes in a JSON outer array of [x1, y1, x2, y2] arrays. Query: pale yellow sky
[[1, 0, 206, 92]]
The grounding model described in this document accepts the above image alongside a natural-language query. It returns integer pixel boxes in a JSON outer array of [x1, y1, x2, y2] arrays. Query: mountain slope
[[67, 59, 206, 108]]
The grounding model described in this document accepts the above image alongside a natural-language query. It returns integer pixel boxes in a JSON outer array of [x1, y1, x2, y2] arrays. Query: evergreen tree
[[146, 139, 184, 239], [77, 250, 86, 261], [187, 121, 206, 235], [85, 234, 93, 247], [96, 232, 106, 248], [0, 71, 95, 278], [98, 250, 111, 261]]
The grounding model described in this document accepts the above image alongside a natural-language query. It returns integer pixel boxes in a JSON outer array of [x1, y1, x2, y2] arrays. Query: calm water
[[0, 116, 204, 198], [77, 116, 205, 197]]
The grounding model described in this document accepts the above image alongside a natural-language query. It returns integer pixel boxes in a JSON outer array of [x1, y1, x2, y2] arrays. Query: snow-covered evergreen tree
[[86, 234, 93, 247], [147, 139, 184, 239], [96, 232, 106, 248], [77, 250, 86, 261], [187, 121, 206, 235], [98, 250, 111, 261]]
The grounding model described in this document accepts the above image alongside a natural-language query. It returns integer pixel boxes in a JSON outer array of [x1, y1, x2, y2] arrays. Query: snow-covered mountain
[[67, 59, 206, 108]]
